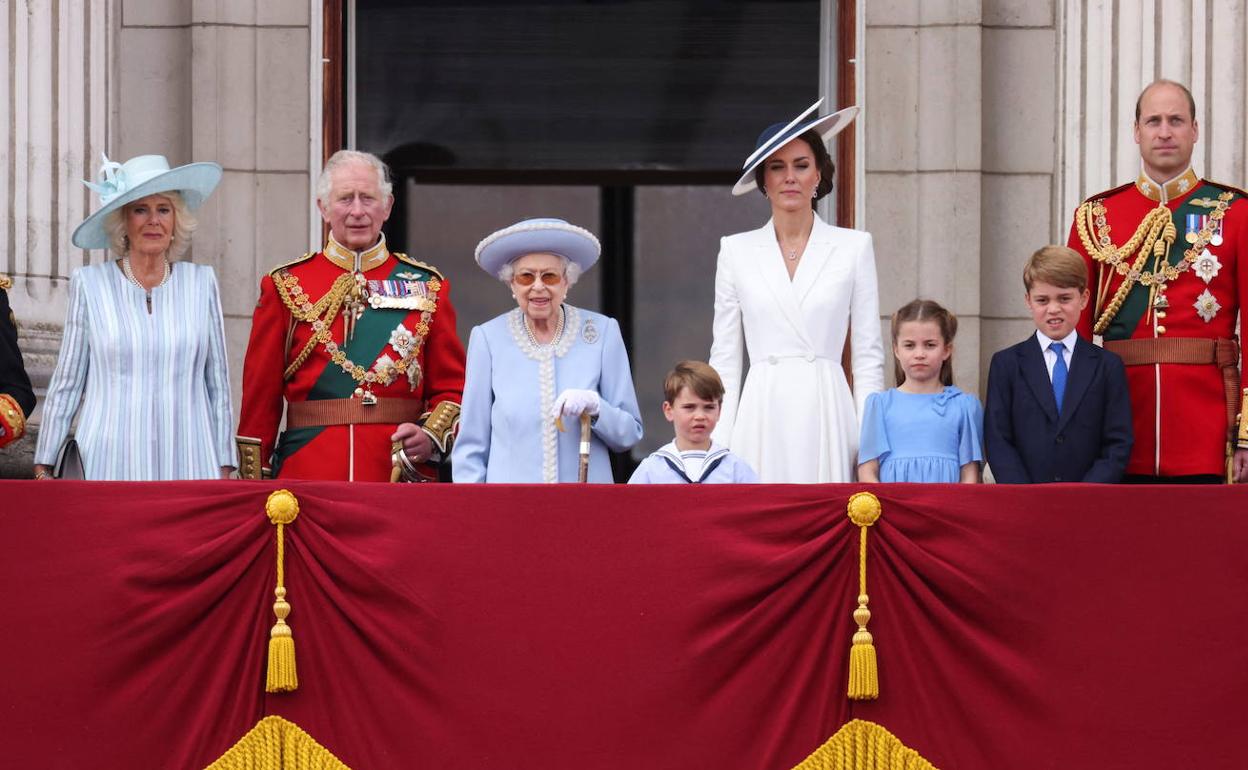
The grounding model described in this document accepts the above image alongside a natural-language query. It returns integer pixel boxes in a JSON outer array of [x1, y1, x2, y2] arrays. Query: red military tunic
[[1069, 168, 1248, 477], [237, 236, 466, 481]]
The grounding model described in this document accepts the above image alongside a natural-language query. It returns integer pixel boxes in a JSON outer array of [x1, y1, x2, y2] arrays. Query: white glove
[[551, 389, 601, 420]]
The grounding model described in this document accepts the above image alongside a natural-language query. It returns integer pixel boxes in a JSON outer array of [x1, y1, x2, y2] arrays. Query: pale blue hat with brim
[[732, 98, 859, 196], [71, 154, 224, 249], [474, 218, 601, 278]]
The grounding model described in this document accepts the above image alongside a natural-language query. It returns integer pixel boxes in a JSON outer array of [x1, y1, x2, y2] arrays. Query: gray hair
[[497, 254, 583, 287], [316, 150, 393, 207], [104, 191, 197, 257]]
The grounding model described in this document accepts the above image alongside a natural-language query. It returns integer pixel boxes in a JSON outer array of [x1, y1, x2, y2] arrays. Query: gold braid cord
[[846, 492, 882, 700], [1074, 201, 1173, 334], [265, 490, 300, 693], [272, 269, 436, 389], [274, 271, 356, 381], [205, 716, 351, 770], [790, 719, 938, 770], [1076, 192, 1233, 334]]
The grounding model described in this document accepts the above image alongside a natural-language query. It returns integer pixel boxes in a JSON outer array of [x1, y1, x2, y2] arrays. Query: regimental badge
[[582, 318, 599, 344], [1194, 289, 1221, 323], [1193, 250, 1222, 284], [367, 277, 437, 311], [389, 322, 416, 358], [373, 352, 396, 371]]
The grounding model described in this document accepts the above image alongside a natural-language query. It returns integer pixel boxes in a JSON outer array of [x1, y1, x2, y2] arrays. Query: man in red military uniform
[[0, 277, 36, 451], [1069, 80, 1248, 482], [236, 150, 465, 481]]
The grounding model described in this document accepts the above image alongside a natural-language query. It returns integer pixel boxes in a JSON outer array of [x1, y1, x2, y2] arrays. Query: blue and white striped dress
[[34, 261, 237, 479]]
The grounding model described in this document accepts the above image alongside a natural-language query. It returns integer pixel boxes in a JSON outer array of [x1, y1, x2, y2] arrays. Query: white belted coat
[[708, 214, 884, 482]]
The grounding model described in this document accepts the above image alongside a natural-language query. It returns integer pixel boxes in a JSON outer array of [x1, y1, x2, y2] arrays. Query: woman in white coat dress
[[709, 99, 884, 482]]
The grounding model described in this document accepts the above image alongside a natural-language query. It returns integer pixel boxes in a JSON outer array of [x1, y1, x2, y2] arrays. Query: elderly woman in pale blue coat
[[452, 218, 642, 482]]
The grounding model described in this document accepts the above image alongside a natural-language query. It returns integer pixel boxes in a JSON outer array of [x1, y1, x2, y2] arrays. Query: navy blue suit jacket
[[984, 335, 1132, 483]]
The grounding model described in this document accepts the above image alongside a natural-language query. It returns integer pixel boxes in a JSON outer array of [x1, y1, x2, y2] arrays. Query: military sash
[[272, 260, 418, 473], [1092, 184, 1240, 339]]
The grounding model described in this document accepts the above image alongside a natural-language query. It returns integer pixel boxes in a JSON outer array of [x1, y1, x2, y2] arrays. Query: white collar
[[1034, 328, 1078, 355]]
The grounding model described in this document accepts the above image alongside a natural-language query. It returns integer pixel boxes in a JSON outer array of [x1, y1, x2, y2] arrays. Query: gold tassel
[[846, 492, 882, 700], [265, 490, 301, 693]]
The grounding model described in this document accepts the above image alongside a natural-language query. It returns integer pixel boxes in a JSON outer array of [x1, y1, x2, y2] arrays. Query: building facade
[[3, 0, 1244, 476]]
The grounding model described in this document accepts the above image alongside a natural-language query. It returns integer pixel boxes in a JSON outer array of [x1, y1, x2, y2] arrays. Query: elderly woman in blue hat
[[452, 218, 643, 482], [708, 99, 885, 483], [33, 154, 237, 480]]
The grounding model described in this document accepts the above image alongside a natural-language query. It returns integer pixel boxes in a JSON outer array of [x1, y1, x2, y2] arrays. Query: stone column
[[863, 1, 984, 390], [1058, 0, 1248, 219], [0, 0, 112, 474], [979, 1, 1058, 376], [182, 0, 314, 424]]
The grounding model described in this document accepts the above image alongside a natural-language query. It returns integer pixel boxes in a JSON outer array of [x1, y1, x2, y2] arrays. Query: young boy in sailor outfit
[[629, 361, 758, 484]]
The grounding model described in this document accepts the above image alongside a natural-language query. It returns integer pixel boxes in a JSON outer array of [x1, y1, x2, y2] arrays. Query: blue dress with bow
[[858, 386, 984, 482]]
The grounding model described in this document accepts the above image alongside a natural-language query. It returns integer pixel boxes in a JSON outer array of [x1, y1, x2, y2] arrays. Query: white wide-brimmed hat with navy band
[[732, 98, 859, 196], [474, 218, 601, 278], [71, 154, 224, 249]]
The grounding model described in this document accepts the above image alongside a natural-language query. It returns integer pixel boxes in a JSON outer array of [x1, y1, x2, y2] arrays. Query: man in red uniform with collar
[[236, 150, 466, 481], [1068, 79, 1248, 482]]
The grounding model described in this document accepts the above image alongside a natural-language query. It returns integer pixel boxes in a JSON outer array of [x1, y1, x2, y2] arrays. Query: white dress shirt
[[1034, 328, 1078, 383]]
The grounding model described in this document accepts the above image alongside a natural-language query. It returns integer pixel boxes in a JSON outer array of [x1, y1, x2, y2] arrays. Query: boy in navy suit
[[985, 246, 1133, 483]]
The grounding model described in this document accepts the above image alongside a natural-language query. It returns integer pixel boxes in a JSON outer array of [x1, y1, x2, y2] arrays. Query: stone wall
[[1, 0, 314, 476]]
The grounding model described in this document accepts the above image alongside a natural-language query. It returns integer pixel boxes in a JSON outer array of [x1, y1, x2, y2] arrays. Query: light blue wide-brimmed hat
[[474, 218, 601, 278], [71, 154, 224, 249], [732, 98, 859, 196]]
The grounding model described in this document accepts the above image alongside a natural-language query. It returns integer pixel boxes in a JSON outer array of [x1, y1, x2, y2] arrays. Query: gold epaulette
[[0, 275, 11, 291], [267, 252, 316, 278], [394, 253, 444, 281], [420, 401, 461, 454]]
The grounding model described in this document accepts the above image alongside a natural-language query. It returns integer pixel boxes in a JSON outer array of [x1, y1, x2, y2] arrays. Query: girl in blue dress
[[857, 299, 984, 483]]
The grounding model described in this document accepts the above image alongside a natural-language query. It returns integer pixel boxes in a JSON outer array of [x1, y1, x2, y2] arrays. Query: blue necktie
[[1049, 341, 1068, 413]]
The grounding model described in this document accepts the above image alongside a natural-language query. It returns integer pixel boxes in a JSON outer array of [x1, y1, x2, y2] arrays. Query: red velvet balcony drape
[[1, 482, 1245, 769]]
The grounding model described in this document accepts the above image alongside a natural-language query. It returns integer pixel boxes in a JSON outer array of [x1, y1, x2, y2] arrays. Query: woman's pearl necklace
[[122, 257, 171, 291], [523, 304, 566, 347]]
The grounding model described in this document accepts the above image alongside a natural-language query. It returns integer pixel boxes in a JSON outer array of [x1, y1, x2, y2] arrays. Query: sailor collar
[[1135, 166, 1199, 204], [324, 234, 389, 272]]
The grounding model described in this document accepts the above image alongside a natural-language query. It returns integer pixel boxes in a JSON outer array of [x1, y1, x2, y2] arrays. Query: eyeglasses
[[513, 270, 564, 287]]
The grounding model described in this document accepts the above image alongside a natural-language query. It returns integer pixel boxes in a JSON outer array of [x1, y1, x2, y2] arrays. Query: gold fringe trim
[[846, 492, 882, 700], [205, 716, 351, 770], [790, 719, 938, 770], [265, 490, 300, 693]]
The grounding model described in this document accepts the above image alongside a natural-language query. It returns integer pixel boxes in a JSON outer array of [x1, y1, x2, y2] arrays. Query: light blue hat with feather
[[71, 154, 223, 249]]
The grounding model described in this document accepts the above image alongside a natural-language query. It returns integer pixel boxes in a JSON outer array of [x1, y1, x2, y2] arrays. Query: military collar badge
[[1136, 167, 1199, 203]]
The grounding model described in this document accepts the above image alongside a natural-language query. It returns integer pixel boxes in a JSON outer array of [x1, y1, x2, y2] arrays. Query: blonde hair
[[890, 299, 957, 386], [664, 360, 725, 404], [103, 191, 197, 257], [1023, 245, 1088, 292]]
